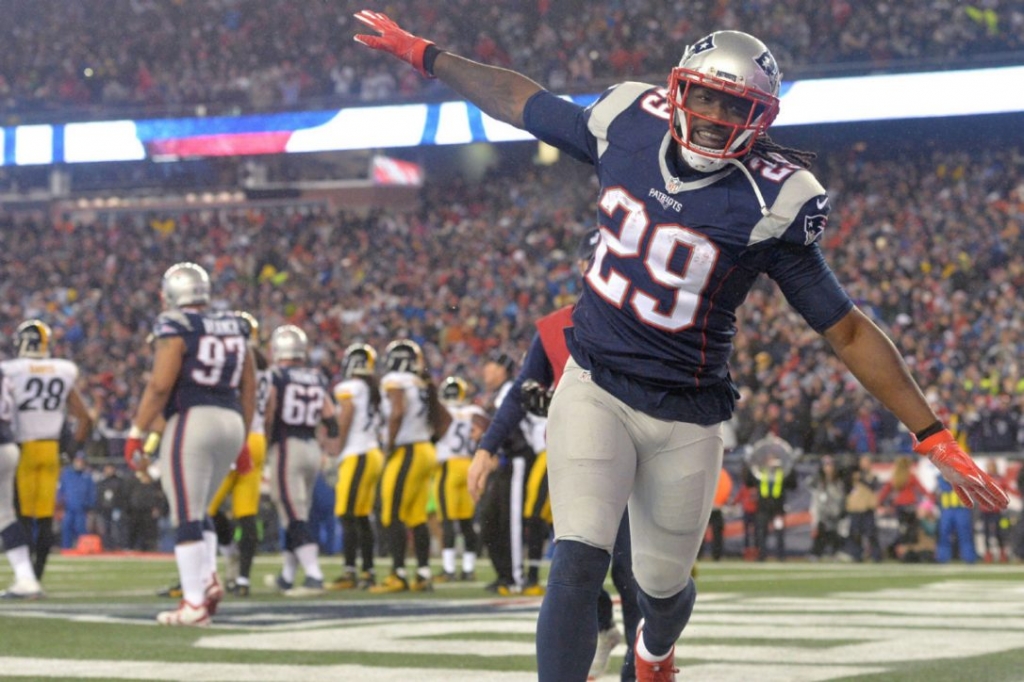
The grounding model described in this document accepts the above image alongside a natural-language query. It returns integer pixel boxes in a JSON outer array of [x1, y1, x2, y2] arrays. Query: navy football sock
[[536, 539, 610, 682], [637, 577, 697, 657]]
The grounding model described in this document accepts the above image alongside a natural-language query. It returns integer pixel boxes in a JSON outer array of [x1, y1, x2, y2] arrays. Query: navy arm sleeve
[[766, 243, 854, 334], [522, 90, 598, 165], [478, 334, 554, 453]]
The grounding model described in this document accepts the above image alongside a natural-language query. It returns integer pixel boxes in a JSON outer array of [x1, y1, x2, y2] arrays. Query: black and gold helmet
[[15, 319, 52, 358], [383, 339, 424, 374], [342, 343, 377, 378], [440, 376, 468, 404]]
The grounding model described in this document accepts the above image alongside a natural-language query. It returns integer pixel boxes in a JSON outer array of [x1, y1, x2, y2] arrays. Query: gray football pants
[[0, 442, 20, 530], [159, 406, 246, 528], [268, 437, 322, 525], [546, 358, 723, 598]]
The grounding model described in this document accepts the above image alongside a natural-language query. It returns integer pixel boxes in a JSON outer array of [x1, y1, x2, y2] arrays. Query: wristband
[[422, 44, 444, 77], [128, 424, 144, 440], [913, 420, 944, 443]]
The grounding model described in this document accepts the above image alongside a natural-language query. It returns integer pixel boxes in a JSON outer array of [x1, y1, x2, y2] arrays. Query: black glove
[[520, 379, 553, 417]]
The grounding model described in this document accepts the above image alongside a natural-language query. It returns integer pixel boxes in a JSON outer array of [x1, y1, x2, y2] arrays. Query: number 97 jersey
[[0, 357, 79, 442], [151, 309, 248, 418]]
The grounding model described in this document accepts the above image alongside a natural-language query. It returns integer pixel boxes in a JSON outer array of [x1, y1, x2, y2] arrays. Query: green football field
[[1, 554, 1023, 681]]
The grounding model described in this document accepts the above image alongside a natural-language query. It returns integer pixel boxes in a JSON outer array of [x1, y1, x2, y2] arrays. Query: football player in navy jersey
[[126, 262, 256, 626], [264, 325, 341, 595], [355, 12, 1009, 681]]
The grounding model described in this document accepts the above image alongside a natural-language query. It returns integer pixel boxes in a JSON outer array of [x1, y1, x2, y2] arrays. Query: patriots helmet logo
[[691, 35, 715, 55], [803, 214, 827, 245], [754, 50, 780, 91]]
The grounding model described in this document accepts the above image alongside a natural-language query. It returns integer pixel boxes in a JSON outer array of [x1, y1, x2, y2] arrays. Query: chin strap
[[726, 158, 773, 217]]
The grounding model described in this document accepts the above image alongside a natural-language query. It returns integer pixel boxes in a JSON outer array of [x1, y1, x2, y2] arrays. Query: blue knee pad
[[176, 520, 204, 543]]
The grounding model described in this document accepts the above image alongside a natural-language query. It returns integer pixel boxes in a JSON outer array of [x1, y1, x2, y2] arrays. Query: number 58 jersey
[[0, 356, 80, 443]]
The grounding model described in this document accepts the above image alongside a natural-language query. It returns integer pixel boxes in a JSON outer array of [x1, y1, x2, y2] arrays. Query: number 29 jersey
[[0, 357, 78, 443], [151, 309, 248, 419], [523, 84, 853, 424]]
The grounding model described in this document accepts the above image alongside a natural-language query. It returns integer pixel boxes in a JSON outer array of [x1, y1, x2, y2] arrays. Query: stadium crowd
[[1, 144, 1021, 462], [2, 0, 1022, 122]]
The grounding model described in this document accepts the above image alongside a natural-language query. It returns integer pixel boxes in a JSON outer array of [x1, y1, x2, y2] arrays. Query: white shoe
[[156, 600, 210, 626], [0, 577, 44, 600], [588, 626, 624, 679]]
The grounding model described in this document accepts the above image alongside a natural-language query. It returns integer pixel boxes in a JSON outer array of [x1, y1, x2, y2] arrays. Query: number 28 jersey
[[523, 85, 854, 424], [0, 357, 77, 443], [151, 309, 248, 419]]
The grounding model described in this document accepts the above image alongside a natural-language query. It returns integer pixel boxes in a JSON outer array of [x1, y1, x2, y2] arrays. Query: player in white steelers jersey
[[126, 263, 256, 626], [264, 324, 341, 595], [327, 343, 385, 591], [370, 339, 448, 594], [1, 319, 93, 583], [433, 376, 489, 582], [0, 367, 43, 599]]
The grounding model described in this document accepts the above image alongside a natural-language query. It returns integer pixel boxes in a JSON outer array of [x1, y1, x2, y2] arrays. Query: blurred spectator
[[842, 455, 883, 562], [934, 476, 978, 564], [747, 461, 798, 562], [979, 459, 1010, 563], [808, 456, 846, 560], [122, 468, 167, 551], [94, 463, 124, 551], [57, 454, 96, 550], [878, 456, 929, 560]]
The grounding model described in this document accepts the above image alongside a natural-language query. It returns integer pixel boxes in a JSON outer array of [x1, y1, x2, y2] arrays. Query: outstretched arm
[[354, 9, 543, 128], [823, 307, 1008, 510]]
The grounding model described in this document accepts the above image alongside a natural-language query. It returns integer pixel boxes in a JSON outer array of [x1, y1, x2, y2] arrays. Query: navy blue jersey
[[152, 309, 248, 418], [269, 365, 329, 443], [523, 85, 853, 424]]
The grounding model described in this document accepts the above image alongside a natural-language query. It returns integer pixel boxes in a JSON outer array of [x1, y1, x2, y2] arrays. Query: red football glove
[[353, 10, 436, 78], [124, 436, 144, 471], [234, 443, 253, 475], [913, 429, 1009, 511]]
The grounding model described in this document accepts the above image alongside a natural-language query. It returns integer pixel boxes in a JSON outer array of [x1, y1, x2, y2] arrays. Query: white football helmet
[[270, 325, 308, 361], [667, 31, 781, 172], [161, 262, 211, 309]]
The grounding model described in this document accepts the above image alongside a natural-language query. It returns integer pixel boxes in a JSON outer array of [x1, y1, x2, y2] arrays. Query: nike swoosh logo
[[816, 196, 828, 210]]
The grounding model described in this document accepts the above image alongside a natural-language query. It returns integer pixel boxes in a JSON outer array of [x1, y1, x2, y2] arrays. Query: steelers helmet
[[233, 310, 260, 345], [342, 343, 377, 378], [161, 262, 211, 309], [15, 319, 52, 358], [383, 339, 424, 374], [440, 376, 468, 404], [270, 325, 308, 361]]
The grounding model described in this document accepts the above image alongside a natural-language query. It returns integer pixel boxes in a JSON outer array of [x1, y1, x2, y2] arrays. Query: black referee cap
[[487, 351, 516, 374]]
